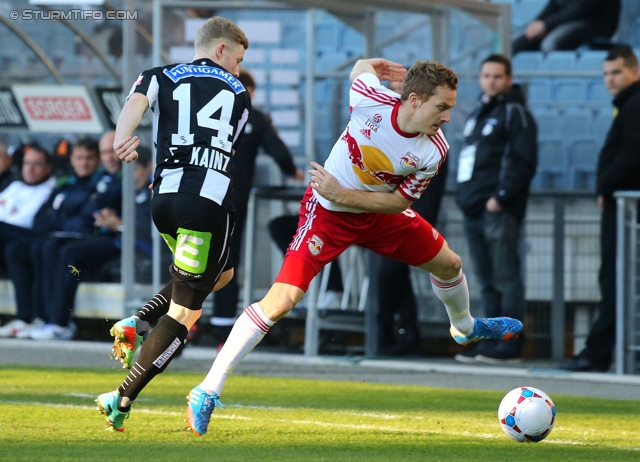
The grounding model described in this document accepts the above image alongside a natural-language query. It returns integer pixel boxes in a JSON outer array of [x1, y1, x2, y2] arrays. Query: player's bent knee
[[259, 282, 305, 322], [212, 268, 234, 292]]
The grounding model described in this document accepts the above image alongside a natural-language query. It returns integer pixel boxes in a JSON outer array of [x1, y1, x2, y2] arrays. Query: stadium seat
[[315, 21, 341, 52], [513, 51, 544, 71], [558, 107, 593, 139], [576, 50, 607, 71], [512, 0, 546, 29], [525, 78, 552, 102], [568, 138, 601, 190], [586, 78, 611, 101], [542, 51, 577, 71], [530, 106, 560, 138], [535, 138, 568, 189], [553, 78, 586, 102], [591, 108, 614, 140]]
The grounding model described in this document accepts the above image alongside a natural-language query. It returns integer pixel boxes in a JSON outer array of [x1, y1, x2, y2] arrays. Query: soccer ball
[[498, 386, 556, 442]]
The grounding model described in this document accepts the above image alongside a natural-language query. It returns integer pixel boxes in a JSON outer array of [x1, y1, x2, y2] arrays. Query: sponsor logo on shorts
[[399, 152, 419, 169], [307, 234, 324, 256], [359, 128, 371, 139], [432, 229, 439, 240]]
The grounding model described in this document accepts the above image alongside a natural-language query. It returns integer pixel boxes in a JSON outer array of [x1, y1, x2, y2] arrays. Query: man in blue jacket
[[455, 54, 537, 364]]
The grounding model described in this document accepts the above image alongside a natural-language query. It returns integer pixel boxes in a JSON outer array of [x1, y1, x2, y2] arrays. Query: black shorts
[[152, 193, 234, 307]]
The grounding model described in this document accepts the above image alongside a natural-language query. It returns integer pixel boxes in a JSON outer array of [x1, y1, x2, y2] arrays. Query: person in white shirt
[[177, 58, 524, 436], [0, 145, 55, 229], [0, 145, 56, 338]]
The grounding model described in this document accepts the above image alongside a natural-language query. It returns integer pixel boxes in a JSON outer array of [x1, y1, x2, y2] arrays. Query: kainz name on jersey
[[163, 64, 245, 94], [189, 146, 230, 172]]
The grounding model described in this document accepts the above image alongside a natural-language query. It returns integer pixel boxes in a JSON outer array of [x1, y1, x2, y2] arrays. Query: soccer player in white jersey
[[182, 58, 524, 436]]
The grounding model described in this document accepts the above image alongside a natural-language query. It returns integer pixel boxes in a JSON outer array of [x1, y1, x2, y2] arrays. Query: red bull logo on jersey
[[432, 228, 439, 240], [400, 152, 419, 170], [307, 234, 324, 256], [343, 129, 405, 187]]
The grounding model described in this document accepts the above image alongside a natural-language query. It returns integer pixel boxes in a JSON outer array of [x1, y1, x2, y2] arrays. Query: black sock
[[135, 282, 172, 326], [117, 315, 188, 403]]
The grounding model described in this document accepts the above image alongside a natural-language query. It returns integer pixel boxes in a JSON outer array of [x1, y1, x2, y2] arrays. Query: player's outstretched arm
[[114, 93, 149, 163], [309, 161, 411, 214], [349, 58, 406, 83]]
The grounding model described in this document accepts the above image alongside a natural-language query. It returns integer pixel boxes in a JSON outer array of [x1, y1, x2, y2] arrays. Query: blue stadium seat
[[576, 50, 607, 71], [512, 51, 544, 71], [542, 51, 577, 71], [315, 21, 341, 52], [315, 51, 349, 72], [568, 138, 601, 190], [586, 78, 611, 101], [534, 138, 568, 189], [456, 76, 480, 101], [558, 107, 593, 139], [553, 78, 586, 101], [530, 106, 560, 138], [591, 108, 614, 140], [525, 78, 552, 102], [512, 0, 546, 29]]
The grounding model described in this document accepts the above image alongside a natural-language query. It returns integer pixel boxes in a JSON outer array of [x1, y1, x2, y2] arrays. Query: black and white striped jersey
[[128, 58, 251, 211]]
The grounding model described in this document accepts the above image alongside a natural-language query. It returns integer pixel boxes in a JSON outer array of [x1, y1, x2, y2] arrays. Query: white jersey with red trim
[[313, 72, 448, 213]]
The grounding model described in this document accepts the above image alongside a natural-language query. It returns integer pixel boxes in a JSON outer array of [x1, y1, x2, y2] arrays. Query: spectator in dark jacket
[[30, 132, 124, 341], [512, 0, 620, 55], [455, 54, 537, 364], [559, 47, 640, 372], [1, 138, 102, 339]]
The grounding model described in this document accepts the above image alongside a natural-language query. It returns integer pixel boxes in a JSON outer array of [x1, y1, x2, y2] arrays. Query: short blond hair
[[194, 16, 249, 51], [401, 61, 458, 102]]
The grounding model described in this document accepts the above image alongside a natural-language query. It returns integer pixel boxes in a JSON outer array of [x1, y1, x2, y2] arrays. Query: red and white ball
[[498, 386, 556, 442]]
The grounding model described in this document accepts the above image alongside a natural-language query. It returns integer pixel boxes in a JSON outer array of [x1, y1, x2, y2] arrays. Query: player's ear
[[409, 93, 421, 108], [215, 42, 226, 59]]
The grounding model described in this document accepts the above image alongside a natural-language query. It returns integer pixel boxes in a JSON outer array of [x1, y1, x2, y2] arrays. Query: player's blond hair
[[194, 16, 249, 51], [401, 61, 458, 102]]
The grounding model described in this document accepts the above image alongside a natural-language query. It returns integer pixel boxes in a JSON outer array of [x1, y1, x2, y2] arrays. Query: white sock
[[430, 271, 474, 334], [200, 303, 275, 395]]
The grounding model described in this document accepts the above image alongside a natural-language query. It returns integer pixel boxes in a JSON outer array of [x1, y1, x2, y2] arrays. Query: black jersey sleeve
[[126, 68, 160, 108]]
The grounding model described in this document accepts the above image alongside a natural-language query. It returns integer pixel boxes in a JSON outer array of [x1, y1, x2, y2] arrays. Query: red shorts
[[275, 187, 445, 291]]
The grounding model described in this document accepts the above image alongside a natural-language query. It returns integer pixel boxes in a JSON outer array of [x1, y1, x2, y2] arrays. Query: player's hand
[[309, 161, 342, 202], [367, 58, 406, 82], [114, 136, 140, 163], [525, 20, 546, 39], [486, 196, 503, 212]]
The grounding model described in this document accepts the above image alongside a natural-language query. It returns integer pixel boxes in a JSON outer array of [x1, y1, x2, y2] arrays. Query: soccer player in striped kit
[[96, 16, 251, 432], [184, 58, 524, 436]]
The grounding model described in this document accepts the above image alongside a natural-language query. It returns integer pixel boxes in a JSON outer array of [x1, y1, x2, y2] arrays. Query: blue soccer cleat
[[96, 390, 129, 432], [450, 317, 523, 345], [185, 385, 224, 436]]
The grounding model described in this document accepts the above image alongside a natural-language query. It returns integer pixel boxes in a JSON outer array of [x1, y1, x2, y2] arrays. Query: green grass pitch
[[1, 365, 640, 461]]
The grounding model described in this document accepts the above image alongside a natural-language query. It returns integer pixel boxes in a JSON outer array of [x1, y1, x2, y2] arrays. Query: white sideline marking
[[0, 399, 597, 447]]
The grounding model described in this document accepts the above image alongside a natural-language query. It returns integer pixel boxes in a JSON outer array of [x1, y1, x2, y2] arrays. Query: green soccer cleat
[[96, 391, 129, 432], [451, 317, 523, 346], [110, 316, 144, 369]]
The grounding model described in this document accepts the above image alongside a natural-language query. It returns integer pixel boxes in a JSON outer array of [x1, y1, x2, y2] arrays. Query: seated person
[[29, 131, 125, 341], [512, 0, 620, 55], [0, 145, 57, 338], [2, 138, 102, 339]]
